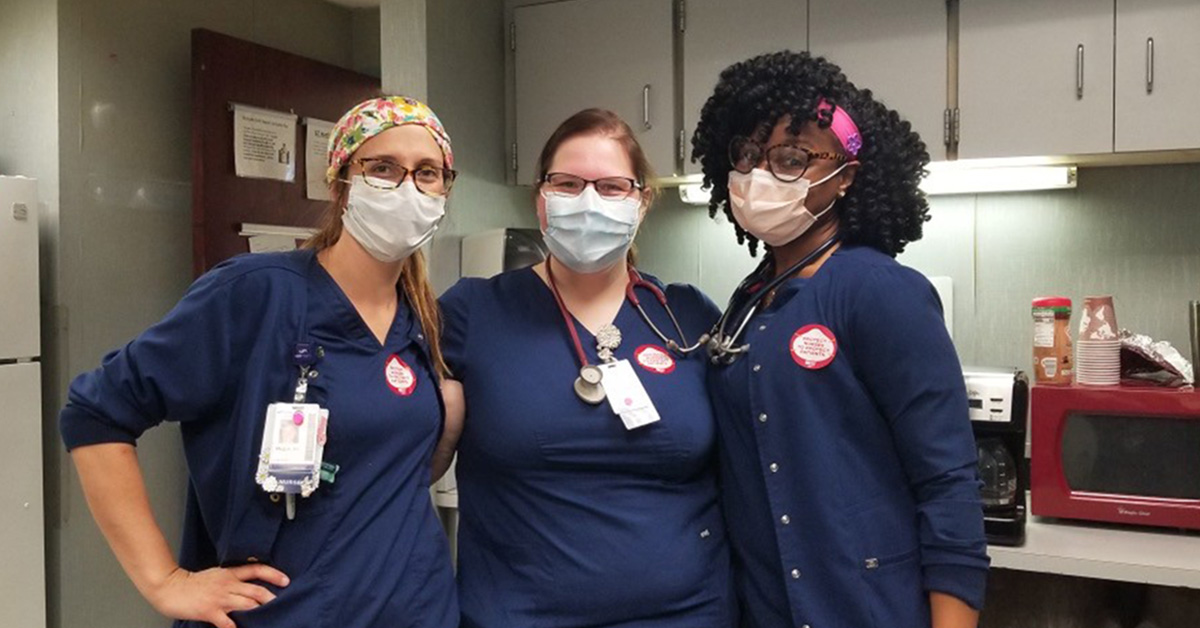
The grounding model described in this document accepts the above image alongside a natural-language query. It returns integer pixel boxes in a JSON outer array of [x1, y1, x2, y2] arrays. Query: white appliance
[[0, 176, 46, 627], [433, 228, 547, 504]]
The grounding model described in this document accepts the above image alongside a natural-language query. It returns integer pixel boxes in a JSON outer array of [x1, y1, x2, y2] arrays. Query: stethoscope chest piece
[[574, 365, 606, 405]]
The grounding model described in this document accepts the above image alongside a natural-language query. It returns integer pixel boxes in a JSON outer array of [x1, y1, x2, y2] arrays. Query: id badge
[[598, 359, 661, 430], [255, 403, 328, 497]]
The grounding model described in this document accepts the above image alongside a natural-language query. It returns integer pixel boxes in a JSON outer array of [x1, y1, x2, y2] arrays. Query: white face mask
[[342, 177, 446, 263], [727, 164, 850, 247], [542, 186, 641, 274]]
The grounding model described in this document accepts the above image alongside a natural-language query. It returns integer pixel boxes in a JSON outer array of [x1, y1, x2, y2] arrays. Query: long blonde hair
[[305, 179, 449, 380]]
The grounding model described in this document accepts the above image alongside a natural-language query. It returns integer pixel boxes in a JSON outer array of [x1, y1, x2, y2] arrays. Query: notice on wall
[[233, 104, 297, 182], [305, 118, 336, 201]]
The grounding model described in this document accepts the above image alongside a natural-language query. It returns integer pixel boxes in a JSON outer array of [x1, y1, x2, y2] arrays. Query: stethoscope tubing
[[706, 235, 841, 364]]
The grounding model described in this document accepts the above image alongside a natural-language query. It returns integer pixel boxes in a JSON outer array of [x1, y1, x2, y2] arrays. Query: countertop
[[989, 495, 1200, 589]]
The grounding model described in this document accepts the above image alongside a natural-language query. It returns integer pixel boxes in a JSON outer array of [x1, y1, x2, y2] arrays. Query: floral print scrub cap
[[325, 96, 454, 184]]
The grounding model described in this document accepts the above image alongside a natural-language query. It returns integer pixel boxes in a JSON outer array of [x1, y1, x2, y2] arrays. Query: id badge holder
[[255, 404, 328, 518], [256, 343, 329, 519], [598, 359, 662, 430]]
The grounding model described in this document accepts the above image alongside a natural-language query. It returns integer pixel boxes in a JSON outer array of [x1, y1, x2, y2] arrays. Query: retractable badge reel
[[255, 342, 330, 520]]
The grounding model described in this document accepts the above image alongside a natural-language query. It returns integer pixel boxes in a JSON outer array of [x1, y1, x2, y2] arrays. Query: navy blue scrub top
[[60, 250, 457, 628], [708, 246, 989, 628], [439, 267, 735, 628]]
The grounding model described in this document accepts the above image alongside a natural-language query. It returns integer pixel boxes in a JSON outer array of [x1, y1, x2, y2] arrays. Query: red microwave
[[1031, 385, 1200, 530]]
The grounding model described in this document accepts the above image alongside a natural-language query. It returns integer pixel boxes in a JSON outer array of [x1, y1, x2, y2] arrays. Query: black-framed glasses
[[728, 136, 848, 183], [348, 158, 457, 196], [540, 172, 643, 200]]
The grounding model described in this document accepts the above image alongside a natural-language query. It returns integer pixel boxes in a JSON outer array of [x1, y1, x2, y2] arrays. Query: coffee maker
[[963, 367, 1030, 546]]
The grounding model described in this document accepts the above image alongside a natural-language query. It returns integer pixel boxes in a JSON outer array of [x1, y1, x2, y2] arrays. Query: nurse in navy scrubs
[[60, 96, 458, 628], [690, 52, 989, 628], [436, 108, 734, 628]]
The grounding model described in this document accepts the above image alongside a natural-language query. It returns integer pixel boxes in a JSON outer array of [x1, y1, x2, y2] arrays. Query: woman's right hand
[[147, 564, 290, 628], [69, 444, 292, 628]]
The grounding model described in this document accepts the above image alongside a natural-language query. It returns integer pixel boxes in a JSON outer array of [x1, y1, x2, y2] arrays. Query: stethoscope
[[628, 233, 836, 362], [625, 268, 708, 354], [546, 236, 839, 404], [546, 261, 706, 405], [704, 235, 841, 365]]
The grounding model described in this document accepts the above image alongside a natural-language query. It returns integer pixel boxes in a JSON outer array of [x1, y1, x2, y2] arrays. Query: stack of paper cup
[[1075, 295, 1120, 386]]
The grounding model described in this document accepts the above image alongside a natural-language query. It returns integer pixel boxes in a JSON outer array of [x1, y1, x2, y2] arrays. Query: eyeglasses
[[540, 172, 643, 200], [728, 136, 848, 183], [348, 158, 457, 196]]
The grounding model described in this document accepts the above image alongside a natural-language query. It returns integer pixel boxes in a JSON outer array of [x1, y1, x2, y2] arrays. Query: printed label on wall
[[233, 104, 297, 182]]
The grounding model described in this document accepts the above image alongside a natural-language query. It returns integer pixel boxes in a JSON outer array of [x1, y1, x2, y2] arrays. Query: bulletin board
[[190, 28, 381, 276]]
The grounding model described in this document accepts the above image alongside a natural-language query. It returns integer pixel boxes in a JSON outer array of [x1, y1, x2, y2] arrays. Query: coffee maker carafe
[[964, 367, 1029, 546]]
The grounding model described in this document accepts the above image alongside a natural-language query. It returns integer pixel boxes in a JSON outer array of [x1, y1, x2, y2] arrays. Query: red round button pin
[[385, 354, 417, 396], [790, 324, 838, 370], [634, 344, 676, 374]]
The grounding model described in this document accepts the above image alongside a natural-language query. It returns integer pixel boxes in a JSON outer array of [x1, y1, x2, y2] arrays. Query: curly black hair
[[691, 50, 930, 257]]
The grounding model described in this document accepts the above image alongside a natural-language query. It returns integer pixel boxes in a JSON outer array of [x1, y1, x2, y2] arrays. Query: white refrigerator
[[0, 175, 47, 627]]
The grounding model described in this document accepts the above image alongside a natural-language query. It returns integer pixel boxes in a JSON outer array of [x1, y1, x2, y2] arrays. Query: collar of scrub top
[[706, 234, 841, 365]]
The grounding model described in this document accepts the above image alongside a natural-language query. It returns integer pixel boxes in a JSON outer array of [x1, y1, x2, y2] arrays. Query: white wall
[[46, 1, 369, 626], [425, 0, 534, 293], [900, 163, 1200, 370]]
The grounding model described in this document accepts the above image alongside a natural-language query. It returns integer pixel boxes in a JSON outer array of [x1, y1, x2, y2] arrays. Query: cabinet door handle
[[1076, 44, 1085, 99], [1146, 37, 1155, 94], [642, 85, 652, 130]]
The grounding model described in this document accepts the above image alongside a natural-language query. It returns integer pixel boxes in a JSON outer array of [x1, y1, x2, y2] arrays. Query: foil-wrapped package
[[1119, 329, 1195, 387]]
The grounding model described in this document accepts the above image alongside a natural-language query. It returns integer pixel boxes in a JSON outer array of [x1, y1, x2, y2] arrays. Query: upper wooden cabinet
[[512, 0, 674, 182], [809, 0, 949, 161], [1114, 0, 1200, 152], [959, 0, 1115, 159], [680, 0, 808, 175]]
